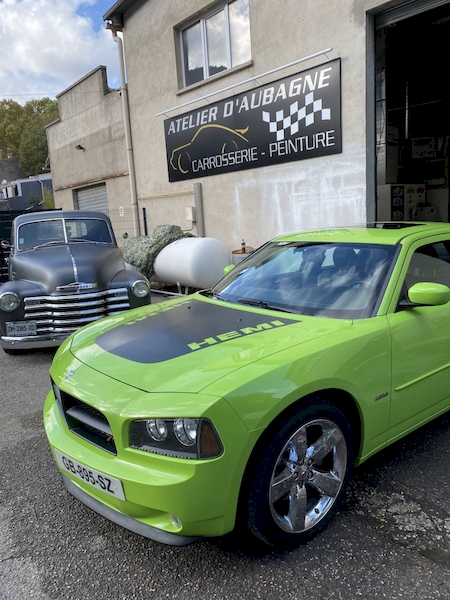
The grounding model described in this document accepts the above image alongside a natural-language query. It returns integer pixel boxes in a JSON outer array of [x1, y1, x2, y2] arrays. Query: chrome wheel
[[269, 418, 347, 534]]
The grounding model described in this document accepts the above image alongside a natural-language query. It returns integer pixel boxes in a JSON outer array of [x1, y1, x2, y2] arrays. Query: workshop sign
[[164, 59, 341, 182]]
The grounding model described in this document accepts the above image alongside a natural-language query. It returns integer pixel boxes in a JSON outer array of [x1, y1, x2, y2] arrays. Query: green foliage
[[26, 186, 55, 210], [27, 192, 43, 209], [0, 99, 24, 157], [0, 98, 58, 174], [43, 187, 55, 209], [19, 121, 49, 176]]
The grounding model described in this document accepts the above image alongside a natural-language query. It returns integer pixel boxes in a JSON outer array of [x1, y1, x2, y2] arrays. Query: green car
[[44, 222, 450, 547]]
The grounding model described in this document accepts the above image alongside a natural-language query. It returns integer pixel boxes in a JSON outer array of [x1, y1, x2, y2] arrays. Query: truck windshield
[[18, 218, 113, 250]]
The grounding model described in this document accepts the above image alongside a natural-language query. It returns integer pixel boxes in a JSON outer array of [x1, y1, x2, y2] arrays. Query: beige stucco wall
[[118, 0, 398, 250], [46, 0, 408, 250], [46, 66, 130, 220]]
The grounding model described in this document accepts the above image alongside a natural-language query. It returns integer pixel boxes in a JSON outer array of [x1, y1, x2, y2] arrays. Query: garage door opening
[[75, 184, 108, 214], [375, 1, 450, 222]]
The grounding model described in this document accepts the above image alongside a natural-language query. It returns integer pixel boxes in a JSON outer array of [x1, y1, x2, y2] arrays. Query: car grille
[[54, 384, 117, 455], [23, 288, 130, 334]]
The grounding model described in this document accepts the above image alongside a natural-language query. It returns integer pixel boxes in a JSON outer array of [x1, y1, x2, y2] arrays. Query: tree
[[0, 99, 25, 158], [19, 121, 49, 176], [0, 97, 58, 175]]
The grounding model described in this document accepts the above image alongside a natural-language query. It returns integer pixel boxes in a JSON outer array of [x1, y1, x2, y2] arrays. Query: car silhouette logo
[[169, 124, 250, 174]]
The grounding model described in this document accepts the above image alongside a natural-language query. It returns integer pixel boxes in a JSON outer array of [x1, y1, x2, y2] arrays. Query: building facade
[[47, 0, 450, 251], [46, 67, 132, 241]]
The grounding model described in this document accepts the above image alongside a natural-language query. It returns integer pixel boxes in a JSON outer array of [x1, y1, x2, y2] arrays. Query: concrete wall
[[46, 66, 130, 221], [118, 0, 396, 250]]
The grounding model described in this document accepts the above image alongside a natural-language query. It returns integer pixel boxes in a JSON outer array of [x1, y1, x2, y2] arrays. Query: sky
[[0, 0, 120, 104]]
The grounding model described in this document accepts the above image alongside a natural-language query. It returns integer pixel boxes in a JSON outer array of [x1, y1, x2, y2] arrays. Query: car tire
[[244, 398, 354, 547]]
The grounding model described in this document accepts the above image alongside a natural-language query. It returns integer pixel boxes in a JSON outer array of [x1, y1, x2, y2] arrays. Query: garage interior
[[376, 1, 450, 222]]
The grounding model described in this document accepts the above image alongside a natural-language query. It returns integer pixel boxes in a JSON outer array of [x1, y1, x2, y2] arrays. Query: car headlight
[[0, 292, 20, 312], [131, 280, 150, 298], [130, 418, 223, 459]]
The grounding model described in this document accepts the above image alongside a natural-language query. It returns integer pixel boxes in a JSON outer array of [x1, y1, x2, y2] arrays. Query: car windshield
[[210, 241, 398, 319], [17, 218, 113, 250]]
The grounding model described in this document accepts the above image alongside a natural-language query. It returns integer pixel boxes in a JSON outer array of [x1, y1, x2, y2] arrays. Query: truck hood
[[11, 244, 124, 294], [69, 296, 352, 394]]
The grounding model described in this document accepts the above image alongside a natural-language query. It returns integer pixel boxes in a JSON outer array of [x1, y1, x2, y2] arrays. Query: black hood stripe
[[95, 299, 299, 364]]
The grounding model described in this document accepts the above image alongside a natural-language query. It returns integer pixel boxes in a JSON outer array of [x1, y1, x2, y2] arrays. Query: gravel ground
[[1, 340, 450, 600]]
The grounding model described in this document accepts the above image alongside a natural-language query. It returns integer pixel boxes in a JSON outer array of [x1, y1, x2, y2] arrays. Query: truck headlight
[[0, 292, 20, 312], [130, 418, 223, 459], [131, 280, 150, 298]]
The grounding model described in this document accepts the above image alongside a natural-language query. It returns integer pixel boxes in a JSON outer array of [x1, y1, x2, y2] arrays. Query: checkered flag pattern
[[262, 92, 331, 141]]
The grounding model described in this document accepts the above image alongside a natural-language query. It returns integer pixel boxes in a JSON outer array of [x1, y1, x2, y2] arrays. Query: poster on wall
[[164, 59, 341, 182]]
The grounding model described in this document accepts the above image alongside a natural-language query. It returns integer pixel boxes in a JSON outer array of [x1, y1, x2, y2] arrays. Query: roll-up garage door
[[75, 184, 108, 213], [376, 0, 450, 28]]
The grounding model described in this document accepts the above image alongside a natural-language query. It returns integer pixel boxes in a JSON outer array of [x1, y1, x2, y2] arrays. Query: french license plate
[[6, 321, 37, 337], [55, 450, 125, 500]]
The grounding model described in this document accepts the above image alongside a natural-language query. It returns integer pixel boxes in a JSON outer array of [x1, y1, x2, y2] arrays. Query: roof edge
[[103, 0, 136, 24], [56, 66, 110, 99]]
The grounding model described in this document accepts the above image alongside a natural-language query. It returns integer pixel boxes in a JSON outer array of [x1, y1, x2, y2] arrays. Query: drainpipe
[[106, 23, 141, 237]]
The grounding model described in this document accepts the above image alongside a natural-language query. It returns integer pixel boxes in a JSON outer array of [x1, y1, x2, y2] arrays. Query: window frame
[[180, 0, 250, 88]]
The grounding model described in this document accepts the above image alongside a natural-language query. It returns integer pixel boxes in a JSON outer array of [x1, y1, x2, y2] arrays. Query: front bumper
[[1, 332, 68, 350], [62, 475, 200, 546], [44, 380, 256, 543]]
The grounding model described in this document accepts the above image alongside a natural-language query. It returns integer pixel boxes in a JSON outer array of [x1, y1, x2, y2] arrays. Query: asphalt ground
[[1, 338, 450, 599]]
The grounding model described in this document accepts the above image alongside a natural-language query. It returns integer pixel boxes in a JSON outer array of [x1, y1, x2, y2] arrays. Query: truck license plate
[[6, 321, 37, 336]]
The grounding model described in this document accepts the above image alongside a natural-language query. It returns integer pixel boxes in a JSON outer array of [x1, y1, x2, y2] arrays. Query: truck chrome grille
[[53, 384, 116, 455], [24, 288, 130, 333]]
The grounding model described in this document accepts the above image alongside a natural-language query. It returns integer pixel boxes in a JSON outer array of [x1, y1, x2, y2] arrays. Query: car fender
[[209, 318, 391, 463], [110, 269, 151, 307], [0, 280, 43, 328]]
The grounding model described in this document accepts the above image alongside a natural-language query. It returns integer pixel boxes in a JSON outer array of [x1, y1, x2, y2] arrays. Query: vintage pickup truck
[[0, 210, 150, 354]]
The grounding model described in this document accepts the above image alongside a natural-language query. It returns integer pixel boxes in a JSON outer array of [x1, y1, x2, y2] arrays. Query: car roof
[[14, 210, 110, 226], [273, 222, 450, 245]]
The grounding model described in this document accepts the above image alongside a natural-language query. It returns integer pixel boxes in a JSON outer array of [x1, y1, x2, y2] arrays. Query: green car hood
[[69, 296, 351, 394]]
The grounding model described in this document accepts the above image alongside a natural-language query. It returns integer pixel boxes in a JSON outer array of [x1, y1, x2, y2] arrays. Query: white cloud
[[0, 0, 120, 102]]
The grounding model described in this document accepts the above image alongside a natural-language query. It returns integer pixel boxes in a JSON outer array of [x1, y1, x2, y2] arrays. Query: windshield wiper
[[33, 241, 66, 249], [69, 238, 100, 244], [202, 290, 230, 302], [235, 298, 297, 314], [213, 293, 230, 302]]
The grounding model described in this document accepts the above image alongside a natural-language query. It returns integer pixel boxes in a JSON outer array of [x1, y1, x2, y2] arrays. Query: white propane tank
[[153, 237, 231, 289]]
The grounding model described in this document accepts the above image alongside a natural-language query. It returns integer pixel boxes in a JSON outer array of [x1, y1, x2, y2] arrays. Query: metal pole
[[107, 24, 141, 237], [33, 175, 45, 207], [193, 182, 205, 237]]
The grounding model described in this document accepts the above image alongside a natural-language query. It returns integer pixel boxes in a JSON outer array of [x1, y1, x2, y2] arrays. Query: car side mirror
[[403, 282, 450, 307], [223, 264, 236, 276], [1, 240, 11, 250]]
